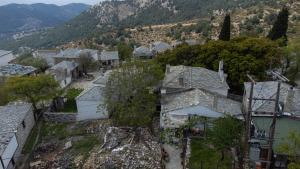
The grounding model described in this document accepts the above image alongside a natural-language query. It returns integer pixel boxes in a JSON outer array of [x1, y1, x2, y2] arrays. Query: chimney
[[285, 86, 294, 112], [166, 64, 171, 73], [219, 60, 225, 83]]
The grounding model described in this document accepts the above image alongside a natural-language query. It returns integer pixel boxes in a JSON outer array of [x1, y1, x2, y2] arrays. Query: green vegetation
[[104, 60, 163, 127], [278, 131, 300, 169], [118, 42, 133, 60], [219, 14, 231, 41], [155, 37, 282, 93], [188, 116, 243, 169], [71, 136, 101, 158], [5, 74, 61, 112], [189, 139, 232, 169], [59, 88, 83, 113], [267, 7, 289, 44], [14, 52, 49, 72], [40, 122, 87, 140], [22, 124, 40, 153]]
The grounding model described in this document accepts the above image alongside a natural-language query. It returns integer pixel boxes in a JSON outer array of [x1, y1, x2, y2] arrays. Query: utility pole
[[244, 75, 255, 169]]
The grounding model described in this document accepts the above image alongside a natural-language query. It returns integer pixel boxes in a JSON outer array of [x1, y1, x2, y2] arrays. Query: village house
[[162, 62, 229, 97], [75, 71, 112, 121], [99, 51, 119, 68], [0, 64, 37, 79], [0, 103, 35, 169], [46, 61, 79, 89], [243, 81, 300, 169], [160, 63, 241, 131], [33, 49, 60, 66], [133, 46, 154, 59], [150, 41, 172, 54], [0, 50, 15, 67], [53, 48, 99, 65]]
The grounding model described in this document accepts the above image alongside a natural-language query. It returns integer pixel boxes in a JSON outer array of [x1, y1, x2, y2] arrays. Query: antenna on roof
[[271, 71, 289, 82]]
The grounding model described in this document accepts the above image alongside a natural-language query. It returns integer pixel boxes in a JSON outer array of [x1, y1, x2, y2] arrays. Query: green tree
[[117, 42, 133, 60], [79, 52, 98, 74], [267, 7, 289, 44], [278, 130, 300, 169], [103, 61, 163, 128], [219, 14, 231, 41], [5, 74, 60, 113], [15, 52, 49, 72], [155, 37, 282, 93], [0, 85, 9, 106], [209, 115, 243, 162]]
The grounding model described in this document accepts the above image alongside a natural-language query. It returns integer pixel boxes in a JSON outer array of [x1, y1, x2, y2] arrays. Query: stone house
[[150, 41, 172, 54], [46, 61, 79, 89], [53, 48, 99, 65], [75, 71, 112, 121], [33, 49, 60, 67], [0, 103, 35, 169], [243, 81, 300, 168], [160, 64, 241, 135], [133, 46, 154, 59], [162, 62, 229, 97], [99, 51, 119, 68]]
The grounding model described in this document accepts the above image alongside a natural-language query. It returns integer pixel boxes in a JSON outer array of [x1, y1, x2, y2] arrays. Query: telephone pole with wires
[[244, 72, 289, 169]]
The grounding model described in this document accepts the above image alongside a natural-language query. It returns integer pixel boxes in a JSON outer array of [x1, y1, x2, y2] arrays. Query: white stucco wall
[[76, 100, 108, 121]]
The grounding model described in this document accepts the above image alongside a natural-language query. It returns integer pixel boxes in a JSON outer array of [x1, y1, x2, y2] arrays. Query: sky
[[0, 0, 102, 6]]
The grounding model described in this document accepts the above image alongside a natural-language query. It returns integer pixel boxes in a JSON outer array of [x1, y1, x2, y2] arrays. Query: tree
[[15, 52, 49, 72], [209, 116, 243, 161], [103, 61, 163, 128], [117, 42, 133, 60], [278, 131, 300, 169], [267, 7, 289, 43], [78, 52, 97, 74], [155, 37, 282, 94], [5, 74, 60, 114], [219, 14, 231, 41]]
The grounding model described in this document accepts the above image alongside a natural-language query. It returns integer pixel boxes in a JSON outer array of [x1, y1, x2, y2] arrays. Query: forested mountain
[[0, 3, 89, 39], [0, 0, 292, 50]]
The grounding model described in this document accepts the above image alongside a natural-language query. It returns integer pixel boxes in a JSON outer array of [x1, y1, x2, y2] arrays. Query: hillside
[[0, 0, 299, 50], [0, 3, 89, 40]]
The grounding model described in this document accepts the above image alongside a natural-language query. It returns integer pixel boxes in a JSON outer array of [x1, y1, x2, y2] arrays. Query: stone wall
[[44, 112, 77, 123]]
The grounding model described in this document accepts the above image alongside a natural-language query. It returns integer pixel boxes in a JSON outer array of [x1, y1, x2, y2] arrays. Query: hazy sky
[[0, 0, 102, 6]]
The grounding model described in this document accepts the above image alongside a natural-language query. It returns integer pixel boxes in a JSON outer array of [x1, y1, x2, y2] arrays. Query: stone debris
[[64, 141, 72, 150], [83, 127, 161, 169]]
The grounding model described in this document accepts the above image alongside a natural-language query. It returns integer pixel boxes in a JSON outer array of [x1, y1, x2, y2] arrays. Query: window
[[22, 120, 26, 128]]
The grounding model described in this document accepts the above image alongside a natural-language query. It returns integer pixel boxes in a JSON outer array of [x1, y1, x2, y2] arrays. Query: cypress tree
[[219, 14, 231, 41], [267, 7, 289, 42]]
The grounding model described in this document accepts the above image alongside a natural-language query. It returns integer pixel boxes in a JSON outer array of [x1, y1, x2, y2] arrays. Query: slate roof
[[100, 51, 119, 61], [93, 70, 112, 86], [0, 103, 32, 155], [76, 86, 104, 102], [151, 41, 172, 53], [163, 65, 229, 94], [0, 64, 37, 76], [133, 46, 154, 57], [0, 50, 12, 57], [161, 89, 242, 128], [244, 81, 300, 116], [33, 50, 59, 66], [55, 48, 98, 59], [49, 61, 79, 71]]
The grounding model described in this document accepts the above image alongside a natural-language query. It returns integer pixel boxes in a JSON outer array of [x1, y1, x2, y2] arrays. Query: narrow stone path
[[163, 144, 183, 169]]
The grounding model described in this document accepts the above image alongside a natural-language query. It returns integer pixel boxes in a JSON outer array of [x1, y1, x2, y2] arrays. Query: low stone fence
[[44, 112, 77, 123]]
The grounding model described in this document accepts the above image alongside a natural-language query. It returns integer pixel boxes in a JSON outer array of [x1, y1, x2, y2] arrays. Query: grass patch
[[188, 139, 232, 169], [71, 135, 101, 157], [40, 122, 87, 141], [22, 125, 39, 154]]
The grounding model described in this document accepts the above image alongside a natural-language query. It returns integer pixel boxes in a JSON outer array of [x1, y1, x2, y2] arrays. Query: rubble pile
[[83, 127, 161, 169]]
